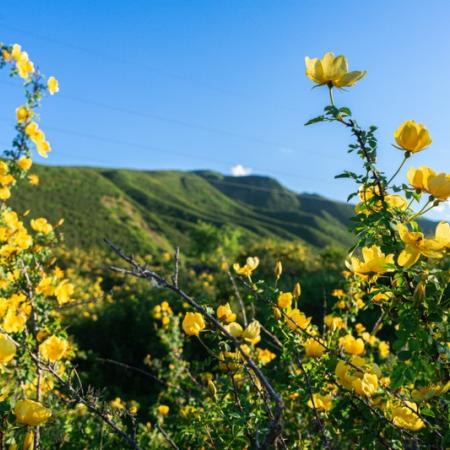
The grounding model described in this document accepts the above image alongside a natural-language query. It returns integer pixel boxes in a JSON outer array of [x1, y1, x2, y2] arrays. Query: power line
[[0, 118, 332, 183], [0, 78, 342, 162], [0, 23, 301, 114]]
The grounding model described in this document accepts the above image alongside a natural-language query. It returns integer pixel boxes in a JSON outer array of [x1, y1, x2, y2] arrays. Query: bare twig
[[106, 240, 284, 450], [172, 247, 180, 288], [155, 423, 179, 450]]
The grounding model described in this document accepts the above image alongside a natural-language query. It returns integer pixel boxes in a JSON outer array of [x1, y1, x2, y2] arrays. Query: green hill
[[10, 165, 435, 253]]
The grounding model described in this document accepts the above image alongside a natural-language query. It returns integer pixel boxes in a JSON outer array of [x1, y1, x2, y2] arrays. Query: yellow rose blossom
[[28, 174, 39, 185], [0, 333, 17, 364], [182, 312, 206, 336], [394, 120, 431, 153], [324, 314, 345, 330], [286, 308, 311, 331], [216, 303, 236, 323], [256, 348, 276, 365], [55, 280, 74, 305], [390, 401, 425, 431], [277, 291, 293, 309], [39, 335, 69, 362], [242, 320, 261, 345], [17, 157, 32, 171], [378, 341, 390, 359], [304, 338, 326, 358], [16, 106, 32, 124], [407, 166, 450, 201], [233, 256, 259, 277], [307, 393, 333, 411], [352, 373, 378, 397], [47, 76, 59, 95], [348, 245, 395, 275], [305, 52, 367, 88], [0, 187, 11, 201], [224, 321, 243, 338], [339, 334, 365, 355], [31, 218, 53, 234], [15, 400, 51, 426], [397, 223, 447, 268], [157, 405, 169, 416]]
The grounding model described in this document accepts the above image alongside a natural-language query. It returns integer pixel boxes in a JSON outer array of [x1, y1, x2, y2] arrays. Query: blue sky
[[0, 1, 449, 219]]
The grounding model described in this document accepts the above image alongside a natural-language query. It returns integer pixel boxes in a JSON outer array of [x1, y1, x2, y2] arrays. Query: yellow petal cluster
[[0, 333, 17, 364], [339, 334, 365, 355], [394, 120, 431, 153], [182, 312, 206, 336], [307, 393, 333, 411], [397, 222, 448, 268], [47, 76, 59, 95], [15, 399, 51, 426], [233, 256, 259, 277], [286, 308, 311, 331], [242, 320, 261, 345], [216, 303, 236, 323], [256, 348, 276, 365], [25, 122, 51, 158], [39, 335, 69, 362], [277, 292, 293, 309], [305, 52, 366, 88], [31, 218, 53, 234], [335, 356, 380, 397], [388, 401, 425, 431], [348, 245, 395, 275], [10, 44, 35, 80], [304, 338, 326, 358], [407, 166, 450, 201]]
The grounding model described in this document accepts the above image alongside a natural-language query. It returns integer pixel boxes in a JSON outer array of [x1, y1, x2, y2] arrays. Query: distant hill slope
[[10, 165, 435, 253]]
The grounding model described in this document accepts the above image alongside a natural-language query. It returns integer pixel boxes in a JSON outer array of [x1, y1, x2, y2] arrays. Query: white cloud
[[231, 164, 252, 177], [426, 200, 450, 221]]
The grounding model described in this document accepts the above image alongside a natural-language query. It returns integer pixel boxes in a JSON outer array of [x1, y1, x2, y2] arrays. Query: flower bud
[[293, 282, 302, 299], [274, 261, 282, 279]]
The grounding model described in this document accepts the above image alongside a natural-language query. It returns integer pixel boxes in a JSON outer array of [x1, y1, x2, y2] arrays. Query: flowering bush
[[0, 42, 448, 450]]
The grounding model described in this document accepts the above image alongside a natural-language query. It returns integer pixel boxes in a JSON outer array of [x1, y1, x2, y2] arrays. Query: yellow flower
[[47, 76, 59, 95], [324, 314, 345, 330], [407, 166, 450, 201], [15, 400, 51, 426], [304, 338, 326, 358], [390, 401, 425, 431], [157, 405, 169, 416], [16, 106, 32, 124], [378, 341, 390, 359], [216, 303, 236, 323], [292, 282, 302, 298], [242, 320, 261, 345], [256, 348, 276, 365], [397, 223, 446, 268], [286, 308, 311, 331], [28, 174, 39, 185], [339, 334, 365, 355], [394, 120, 431, 153], [17, 157, 32, 171], [182, 312, 205, 336], [233, 256, 259, 277], [305, 52, 366, 88], [352, 373, 378, 397], [23, 430, 34, 450], [277, 292, 293, 309], [110, 397, 126, 409], [15, 51, 35, 80], [274, 260, 282, 279], [39, 335, 69, 362], [30, 218, 53, 234], [348, 245, 395, 275], [55, 280, 74, 305], [0, 187, 11, 201], [0, 333, 17, 364], [307, 393, 333, 411], [224, 321, 243, 338]]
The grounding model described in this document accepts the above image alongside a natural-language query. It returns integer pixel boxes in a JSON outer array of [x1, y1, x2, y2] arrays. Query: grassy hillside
[[11, 165, 434, 253]]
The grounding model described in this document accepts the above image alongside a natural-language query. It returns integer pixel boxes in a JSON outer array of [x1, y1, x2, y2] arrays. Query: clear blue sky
[[0, 0, 449, 219]]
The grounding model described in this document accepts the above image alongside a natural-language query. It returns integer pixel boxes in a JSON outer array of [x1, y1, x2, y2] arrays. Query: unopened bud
[[274, 260, 282, 279], [293, 282, 302, 299], [272, 307, 282, 321], [207, 379, 217, 397], [413, 282, 426, 302]]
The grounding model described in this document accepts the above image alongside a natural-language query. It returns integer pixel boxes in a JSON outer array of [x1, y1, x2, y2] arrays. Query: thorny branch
[[106, 240, 284, 450]]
